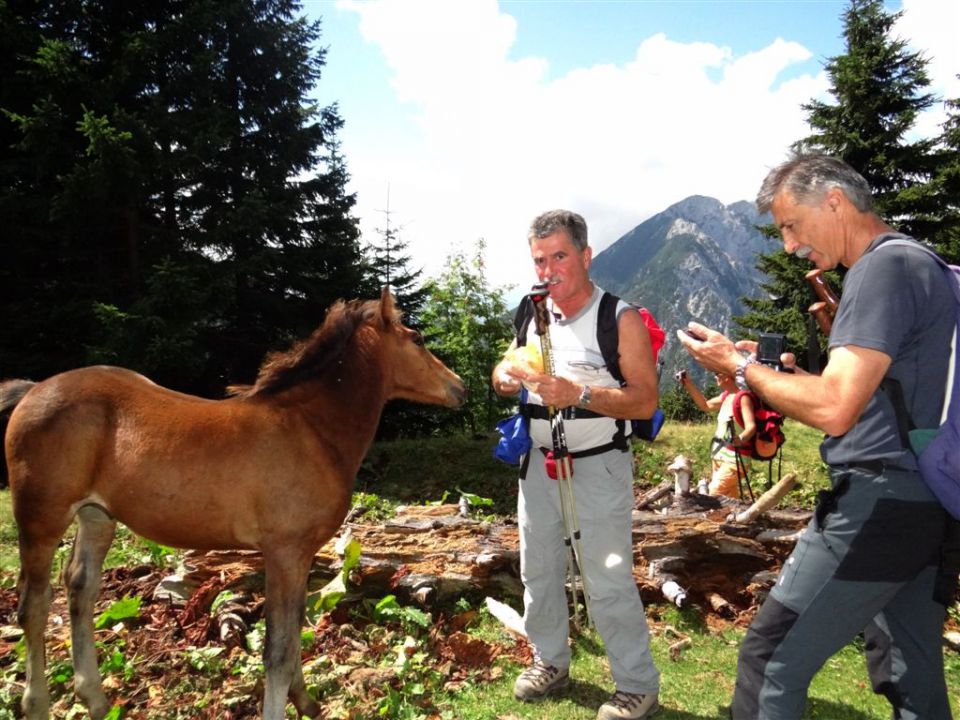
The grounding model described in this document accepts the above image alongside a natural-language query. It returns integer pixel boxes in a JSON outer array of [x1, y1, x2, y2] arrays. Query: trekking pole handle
[[805, 269, 839, 335], [529, 283, 557, 378]]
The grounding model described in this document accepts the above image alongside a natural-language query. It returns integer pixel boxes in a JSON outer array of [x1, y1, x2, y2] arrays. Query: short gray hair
[[756, 155, 874, 214], [528, 209, 588, 251]]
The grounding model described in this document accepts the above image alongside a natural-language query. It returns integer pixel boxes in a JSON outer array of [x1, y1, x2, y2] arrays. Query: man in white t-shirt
[[492, 209, 660, 720]]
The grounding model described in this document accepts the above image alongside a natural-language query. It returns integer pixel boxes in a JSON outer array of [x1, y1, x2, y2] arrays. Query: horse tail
[[1, 379, 36, 490]]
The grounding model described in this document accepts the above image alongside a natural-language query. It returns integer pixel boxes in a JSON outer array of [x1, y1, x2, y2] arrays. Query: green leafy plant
[[371, 595, 432, 635], [97, 639, 136, 682], [184, 646, 225, 675], [306, 536, 363, 620], [350, 491, 398, 523], [94, 595, 142, 630]]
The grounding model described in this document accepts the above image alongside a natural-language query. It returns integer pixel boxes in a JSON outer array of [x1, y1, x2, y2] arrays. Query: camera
[[756, 332, 786, 370]]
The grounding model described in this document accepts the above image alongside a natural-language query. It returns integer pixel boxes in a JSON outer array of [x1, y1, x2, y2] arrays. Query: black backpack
[[513, 291, 665, 441]]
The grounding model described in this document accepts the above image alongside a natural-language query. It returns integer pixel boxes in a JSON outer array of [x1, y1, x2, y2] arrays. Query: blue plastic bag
[[493, 389, 531, 465], [493, 412, 531, 464], [632, 408, 665, 442]]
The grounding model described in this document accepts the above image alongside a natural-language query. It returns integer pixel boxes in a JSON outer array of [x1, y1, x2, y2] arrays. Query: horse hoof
[[297, 698, 322, 718], [87, 696, 112, 720], [22, 693, 51, 720]]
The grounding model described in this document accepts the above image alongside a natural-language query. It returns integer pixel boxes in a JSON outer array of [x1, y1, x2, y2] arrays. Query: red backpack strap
[[638, 307, 665, 360], [731, 390, 756, 429]]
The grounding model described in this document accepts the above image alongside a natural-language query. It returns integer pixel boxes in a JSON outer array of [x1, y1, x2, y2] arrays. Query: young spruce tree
[[737, 0, 939, 368]]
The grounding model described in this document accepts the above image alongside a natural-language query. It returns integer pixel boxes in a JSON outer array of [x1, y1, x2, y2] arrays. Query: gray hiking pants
[[518, 447, 660, 695], [731, 463, 954, 719]]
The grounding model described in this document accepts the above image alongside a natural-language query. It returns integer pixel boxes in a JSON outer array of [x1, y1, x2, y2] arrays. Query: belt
[[538, 443, 627, 460]]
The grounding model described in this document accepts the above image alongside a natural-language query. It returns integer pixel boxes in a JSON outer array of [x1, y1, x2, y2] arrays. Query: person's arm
[[676, 323, 890, 436], [733, 394, 758, 447], [523, 309, 658, 417], [677, 373, 720, 414], [742, 345, 889, 436]]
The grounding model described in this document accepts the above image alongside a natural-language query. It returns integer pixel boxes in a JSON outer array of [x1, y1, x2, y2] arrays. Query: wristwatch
[[734, 356, 760, 391], [578, 384, 593, 408]]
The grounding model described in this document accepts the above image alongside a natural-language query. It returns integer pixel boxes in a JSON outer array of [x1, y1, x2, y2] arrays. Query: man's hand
[[518, 372, 580, 408], [675, 322, 743, 376]]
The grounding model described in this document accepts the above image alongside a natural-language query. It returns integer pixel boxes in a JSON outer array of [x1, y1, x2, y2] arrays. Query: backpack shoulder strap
[[597, 291, 624, 384], [731, 390, 755, 428], [875, 235, 946, 266], [875, 237, 959, 434], [514, 295, 534, 347]]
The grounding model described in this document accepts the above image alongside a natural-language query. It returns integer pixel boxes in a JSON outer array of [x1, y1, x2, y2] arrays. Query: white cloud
[[336, 0, 953, 298]]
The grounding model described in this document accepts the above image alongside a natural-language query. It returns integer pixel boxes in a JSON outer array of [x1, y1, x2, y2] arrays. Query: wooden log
[[648, 558, 689, 607], [637, 479, 673, 509], [165, 498, 807, 626], [485, 596, 526, 638], [756, 528, 804, 544], [729, 473, 797, 524]]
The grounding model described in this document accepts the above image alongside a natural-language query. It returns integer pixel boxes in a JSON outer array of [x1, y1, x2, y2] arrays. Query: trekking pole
[[529, 283, 593, 629], [730, 419, 755, 502]]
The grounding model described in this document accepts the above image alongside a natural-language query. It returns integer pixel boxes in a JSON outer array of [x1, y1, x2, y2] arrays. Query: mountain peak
[[590, 194, 774, 388]]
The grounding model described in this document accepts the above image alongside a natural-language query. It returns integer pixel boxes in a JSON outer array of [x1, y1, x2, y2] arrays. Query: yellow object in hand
[[505, 343, 543, 374]]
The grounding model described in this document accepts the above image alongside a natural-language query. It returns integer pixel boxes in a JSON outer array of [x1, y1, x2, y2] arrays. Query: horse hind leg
[[63, 504, 117, 720], [17, 535, 60, 720], [261, 548, 320, 720]]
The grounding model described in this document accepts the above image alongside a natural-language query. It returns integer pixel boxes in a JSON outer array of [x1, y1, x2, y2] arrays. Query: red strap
[[731, 390, 756, 428], [638, 307, 665, 360]]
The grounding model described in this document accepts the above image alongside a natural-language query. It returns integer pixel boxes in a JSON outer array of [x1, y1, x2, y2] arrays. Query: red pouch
[[544, 451, 572, 480]]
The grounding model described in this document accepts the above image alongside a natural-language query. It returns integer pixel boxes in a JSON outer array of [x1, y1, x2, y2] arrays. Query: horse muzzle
[[447, 378, 467, 408]]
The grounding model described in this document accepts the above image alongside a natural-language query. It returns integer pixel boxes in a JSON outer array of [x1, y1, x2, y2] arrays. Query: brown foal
[[2, 288, 465, 720]]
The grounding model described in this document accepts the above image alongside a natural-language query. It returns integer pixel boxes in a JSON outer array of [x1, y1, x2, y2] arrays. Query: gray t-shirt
[[822, 233, 954, 467]]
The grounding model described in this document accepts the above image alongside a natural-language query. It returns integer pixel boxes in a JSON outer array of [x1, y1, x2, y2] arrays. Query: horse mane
[[233, 298, 395, 399]]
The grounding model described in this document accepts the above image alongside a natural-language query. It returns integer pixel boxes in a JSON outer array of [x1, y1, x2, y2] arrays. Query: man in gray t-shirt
[[678, 155, 954, 720]]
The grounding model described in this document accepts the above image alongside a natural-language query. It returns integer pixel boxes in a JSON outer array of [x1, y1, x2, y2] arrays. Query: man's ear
[[582, 246, 593, 269], [825, 187, 844, 212]]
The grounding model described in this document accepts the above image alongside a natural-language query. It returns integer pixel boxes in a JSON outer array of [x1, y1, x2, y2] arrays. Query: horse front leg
[[64, 505, 117, 720], [17, 537, 60, 720], [261, 547, 319, 720], [288, 653, 322, 719]]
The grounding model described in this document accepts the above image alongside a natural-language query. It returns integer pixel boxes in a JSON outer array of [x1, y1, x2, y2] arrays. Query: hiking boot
[[596, 690, 660, 720], [512, 660, 569, 702]]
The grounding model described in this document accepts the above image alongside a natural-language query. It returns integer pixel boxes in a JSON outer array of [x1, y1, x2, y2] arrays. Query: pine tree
[[365, 194, 427, 327], [794, 0, 937, 238], [930, 84, 960, 262], [738, 0, 942, 360], [0, 1, 364, 392]]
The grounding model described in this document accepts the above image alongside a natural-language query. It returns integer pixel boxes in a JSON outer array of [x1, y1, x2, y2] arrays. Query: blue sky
[[302, 0, 959, 299]]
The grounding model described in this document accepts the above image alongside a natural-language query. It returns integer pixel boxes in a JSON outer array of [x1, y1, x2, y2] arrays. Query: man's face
[[771, 189, 841, 270], [529, 230, 592, 303]]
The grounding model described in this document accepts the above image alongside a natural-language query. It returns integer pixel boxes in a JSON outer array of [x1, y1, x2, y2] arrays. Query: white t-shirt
[[526, 286, 628, 453]]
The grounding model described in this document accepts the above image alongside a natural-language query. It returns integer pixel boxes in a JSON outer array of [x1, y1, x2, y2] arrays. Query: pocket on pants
[[835, 499, 945, 582]]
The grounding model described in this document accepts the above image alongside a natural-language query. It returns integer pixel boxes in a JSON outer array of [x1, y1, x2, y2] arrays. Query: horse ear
[[380, 286, 397, 326]]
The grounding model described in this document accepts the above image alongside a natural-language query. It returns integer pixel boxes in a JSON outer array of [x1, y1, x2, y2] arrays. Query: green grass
[[0, 491, 16, 584], [442, 609, 960, 719]]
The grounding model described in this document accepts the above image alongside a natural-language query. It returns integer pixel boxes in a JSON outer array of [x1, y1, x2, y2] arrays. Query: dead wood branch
[[730, 473, 797, 524]]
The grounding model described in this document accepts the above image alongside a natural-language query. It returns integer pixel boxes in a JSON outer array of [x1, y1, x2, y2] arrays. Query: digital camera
[[756, 332, 786, 370]]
